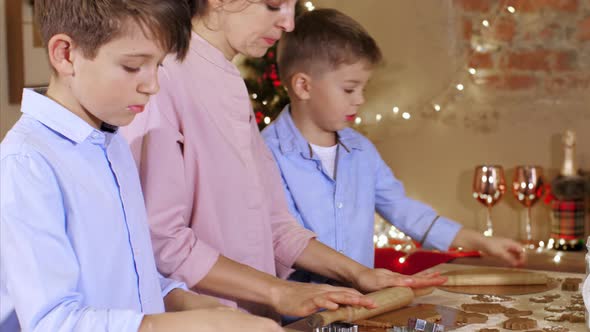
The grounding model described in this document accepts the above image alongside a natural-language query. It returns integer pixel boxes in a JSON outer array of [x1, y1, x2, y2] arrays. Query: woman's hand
[[352, 269, 447, 293], [269, 280, 376, 317]]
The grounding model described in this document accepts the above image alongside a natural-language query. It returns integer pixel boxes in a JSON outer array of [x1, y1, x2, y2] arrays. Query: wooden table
[[452, 249, 585, 274], [285, 264, 586, 332]]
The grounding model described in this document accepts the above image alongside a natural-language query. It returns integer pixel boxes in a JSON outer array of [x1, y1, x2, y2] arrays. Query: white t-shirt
[[310, 143, 338, 179]]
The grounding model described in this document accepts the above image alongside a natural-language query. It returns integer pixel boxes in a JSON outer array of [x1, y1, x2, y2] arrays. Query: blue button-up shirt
[[262, 107, 462, 272], [0, 89, 185, 331]]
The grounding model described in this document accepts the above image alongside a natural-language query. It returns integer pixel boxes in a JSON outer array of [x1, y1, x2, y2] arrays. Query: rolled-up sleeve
[[121, 69, 220, 288], [1, 153, 144, 332], [372, 148, 462, 250]]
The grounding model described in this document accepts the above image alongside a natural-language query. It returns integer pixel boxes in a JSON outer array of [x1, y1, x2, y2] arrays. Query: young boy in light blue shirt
[[0, 1, 283, 331], [262, 8, 526, 285]]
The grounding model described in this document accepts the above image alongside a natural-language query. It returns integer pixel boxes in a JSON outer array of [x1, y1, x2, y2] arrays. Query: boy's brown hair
[[35, 0, 192, 60], [277, 8, 382, 88]]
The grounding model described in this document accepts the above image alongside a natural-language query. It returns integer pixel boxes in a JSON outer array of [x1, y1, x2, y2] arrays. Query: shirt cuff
[[159, 276, 188, 299], [113, 311, 144, 332], [421, 216, 462, 250], [169, 239, 220, 288]]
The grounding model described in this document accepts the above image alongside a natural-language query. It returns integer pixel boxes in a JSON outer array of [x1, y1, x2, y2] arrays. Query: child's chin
[[113, 116, 136, 128], [339, 123, 352, 130]]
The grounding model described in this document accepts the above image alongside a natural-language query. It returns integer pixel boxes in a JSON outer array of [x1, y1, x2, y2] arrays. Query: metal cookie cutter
[[313, 322, 358, 332], [386, 318, 445, 332], [409, 317, 444, 332]]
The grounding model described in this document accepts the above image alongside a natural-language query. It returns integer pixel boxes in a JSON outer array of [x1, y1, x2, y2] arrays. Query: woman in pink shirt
[[122, 0, 445, 319]]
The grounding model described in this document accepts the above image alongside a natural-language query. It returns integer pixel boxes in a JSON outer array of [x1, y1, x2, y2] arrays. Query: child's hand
[[352, 269, 447, 293], [269, 281, 376, 317], [140, 307, 285, 332], [478, 236, 526, 267], [451, 228, 527, 267], [198, 308, 285, 331]]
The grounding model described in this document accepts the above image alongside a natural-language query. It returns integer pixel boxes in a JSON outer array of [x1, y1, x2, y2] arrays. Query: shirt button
[[337, 202, 344, 209]]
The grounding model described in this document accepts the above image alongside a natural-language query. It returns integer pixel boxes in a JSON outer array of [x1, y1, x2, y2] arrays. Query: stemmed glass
[[512, 166, 544, 249], [473, 165, 506, 237]]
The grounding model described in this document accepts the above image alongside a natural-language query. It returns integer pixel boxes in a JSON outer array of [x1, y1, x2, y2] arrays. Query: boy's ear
[[47, 34, 76, 77], [290, 72, 312, 101]]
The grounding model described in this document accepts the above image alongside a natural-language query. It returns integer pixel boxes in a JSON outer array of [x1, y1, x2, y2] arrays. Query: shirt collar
[[274, 105, 363, 158], [190, 32, 241, 77], [20, 88, 115, 146]]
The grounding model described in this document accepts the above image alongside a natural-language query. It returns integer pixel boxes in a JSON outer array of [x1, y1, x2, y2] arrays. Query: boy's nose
[[139, 72, 160, 95], [355, 94, 366, 106]]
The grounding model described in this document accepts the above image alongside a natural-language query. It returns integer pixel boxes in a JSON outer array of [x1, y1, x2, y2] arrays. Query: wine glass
[[512, 166, 544, 249], [472, 165, 506, 237]]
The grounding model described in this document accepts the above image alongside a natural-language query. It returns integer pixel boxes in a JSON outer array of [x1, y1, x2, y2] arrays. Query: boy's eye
[[344, 89, 354, 94], [266, 4, 281, 11], [122, 65, 140, 73]]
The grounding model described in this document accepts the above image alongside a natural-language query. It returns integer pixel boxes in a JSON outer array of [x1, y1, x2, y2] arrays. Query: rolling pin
[[306, 287, 433, 329], [442, 272, 548, 286]]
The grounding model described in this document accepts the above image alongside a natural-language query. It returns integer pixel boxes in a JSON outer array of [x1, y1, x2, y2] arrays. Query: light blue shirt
[[262, 107, 462, 275], [0, 89, 185, 332]]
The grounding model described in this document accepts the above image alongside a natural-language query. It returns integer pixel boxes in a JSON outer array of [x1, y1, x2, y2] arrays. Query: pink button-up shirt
[[121, 33, 315, 313]]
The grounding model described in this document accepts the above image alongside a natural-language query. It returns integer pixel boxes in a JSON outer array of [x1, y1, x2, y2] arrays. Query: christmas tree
[[242, 1, 310, 130]]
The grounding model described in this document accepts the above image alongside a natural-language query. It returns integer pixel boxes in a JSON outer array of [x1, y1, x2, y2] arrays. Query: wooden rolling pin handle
[[443, 273, 548, 286], [307, 287, 416, 328]]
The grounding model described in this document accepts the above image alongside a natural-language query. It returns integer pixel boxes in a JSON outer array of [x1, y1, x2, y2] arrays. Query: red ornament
[[255, 111, 263, 124]]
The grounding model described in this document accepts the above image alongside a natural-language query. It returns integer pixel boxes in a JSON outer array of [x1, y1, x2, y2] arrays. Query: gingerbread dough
[[457, 312, 488, 324], [472, 294, 514, 302], [561, 278, 582, 291], [461, 303, 507, 314], [504, 308, 533, 317], [502, 317, 537, 330]]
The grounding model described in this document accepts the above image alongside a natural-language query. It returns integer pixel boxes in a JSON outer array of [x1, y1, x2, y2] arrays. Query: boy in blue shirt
[[0, 1, 282, 331], [262, 8, 526, 285]]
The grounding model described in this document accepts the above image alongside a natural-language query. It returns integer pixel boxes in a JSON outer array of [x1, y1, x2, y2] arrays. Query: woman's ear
[[47, 33, 76, 77], [290, 72, 312, 101]]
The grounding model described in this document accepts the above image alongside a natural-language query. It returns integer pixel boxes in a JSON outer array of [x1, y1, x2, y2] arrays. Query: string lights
[[373, 215, 416, 264], [355, 0, 521, 128]]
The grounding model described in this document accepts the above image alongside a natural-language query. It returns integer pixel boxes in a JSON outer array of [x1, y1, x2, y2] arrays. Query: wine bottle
[[549, 130, 587, 251]]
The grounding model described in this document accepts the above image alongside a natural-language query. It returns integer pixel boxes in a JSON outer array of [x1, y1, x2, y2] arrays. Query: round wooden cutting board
[[438, 267, 559, 295]]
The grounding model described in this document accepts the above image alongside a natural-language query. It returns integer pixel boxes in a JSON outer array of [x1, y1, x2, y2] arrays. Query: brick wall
[[457, 0, 590, 92]]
